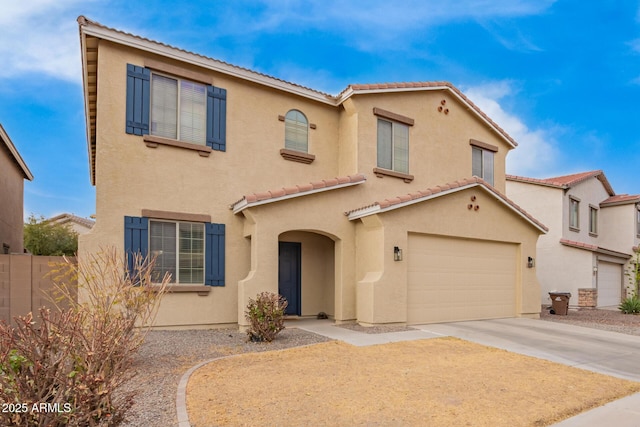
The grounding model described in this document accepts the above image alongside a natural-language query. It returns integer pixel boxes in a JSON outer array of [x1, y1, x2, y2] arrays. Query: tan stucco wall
[[355, 186, 542, 325], [0, 143, 25, 254], [342, 91, 512, 195], [80, 38, 539, 328]]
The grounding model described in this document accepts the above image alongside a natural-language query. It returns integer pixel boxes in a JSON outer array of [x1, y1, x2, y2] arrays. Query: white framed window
[[149, 220, 205, 284], [377, 119, 409, 174], [151, 73, 207, 145], [636, 207, 640, 237], [472, 146, 494, 186], [569, 197, 580, 230], [589, 205, 598, 235], [285, 110, 308, 152]]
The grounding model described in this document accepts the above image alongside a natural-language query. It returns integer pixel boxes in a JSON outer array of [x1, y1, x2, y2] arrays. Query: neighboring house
[[0, 124, 33, 254], [48, 213, 95, 235], [507, 171, 639, 308], [78, 16, 547, 329]]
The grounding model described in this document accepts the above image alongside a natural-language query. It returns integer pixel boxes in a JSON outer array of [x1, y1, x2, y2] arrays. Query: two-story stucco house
[[507, 171, 639, 308], [78, 16, 547, 329], [0, 124, 33, 254]]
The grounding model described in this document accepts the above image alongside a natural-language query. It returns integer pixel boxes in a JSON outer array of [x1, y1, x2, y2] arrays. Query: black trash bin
[[549, 292, 571, 315]]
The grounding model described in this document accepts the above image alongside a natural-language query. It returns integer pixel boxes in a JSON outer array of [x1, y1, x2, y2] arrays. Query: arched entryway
[[278, 231, 336, 318]]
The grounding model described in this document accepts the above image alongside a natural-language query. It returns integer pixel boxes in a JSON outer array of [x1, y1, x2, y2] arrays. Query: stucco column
[[237, 210, 279, 327], [355, 215, 385, 325]]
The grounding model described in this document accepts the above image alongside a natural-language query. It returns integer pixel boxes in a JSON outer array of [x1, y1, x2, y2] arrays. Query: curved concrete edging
[[176, 358, 215, 427]]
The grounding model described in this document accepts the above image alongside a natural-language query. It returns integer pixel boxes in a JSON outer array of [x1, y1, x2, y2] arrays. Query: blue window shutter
[[126, 64, 151, 136], [206, 86, 227, 151], [205, 223, 225, 286], [124, 216, 149, 277]]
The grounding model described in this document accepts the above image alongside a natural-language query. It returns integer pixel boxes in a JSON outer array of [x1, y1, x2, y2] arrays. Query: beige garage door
[[597, 261, 622, 307], [407, 234, 517, 324]]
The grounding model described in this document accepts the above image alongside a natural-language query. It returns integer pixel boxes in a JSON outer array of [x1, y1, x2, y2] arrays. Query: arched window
[[285, 110, 308, 152]]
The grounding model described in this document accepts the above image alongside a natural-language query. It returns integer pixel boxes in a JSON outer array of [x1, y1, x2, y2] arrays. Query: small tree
[[24, 214, 78, 256]]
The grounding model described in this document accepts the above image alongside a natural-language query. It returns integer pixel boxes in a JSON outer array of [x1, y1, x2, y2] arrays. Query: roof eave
[[79, 19, 336, 107], [78, 23, 95, 186], [0, 124, 34, 181], [232, 179, 366, 214], [348, 182, 548, 234]]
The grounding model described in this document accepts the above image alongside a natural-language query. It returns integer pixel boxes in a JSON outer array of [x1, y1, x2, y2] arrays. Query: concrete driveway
[[415, 318, 640, 382]]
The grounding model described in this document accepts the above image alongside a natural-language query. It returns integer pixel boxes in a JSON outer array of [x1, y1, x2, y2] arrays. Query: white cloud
[[0, 0, 90, 82], [214, 0, 556, 51], [463, 81, 562, 177]]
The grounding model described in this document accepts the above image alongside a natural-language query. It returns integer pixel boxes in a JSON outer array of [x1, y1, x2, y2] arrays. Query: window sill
[[280, 148, 315, 164], [143, 135, 212, 157], [373, 167, 414, 183], [589, 232, 598, 237], [152, 285, 212, 296], [569, 226, 580, 233]]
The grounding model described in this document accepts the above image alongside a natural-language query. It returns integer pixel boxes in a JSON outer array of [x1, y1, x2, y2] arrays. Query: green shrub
[[619, 296, 640, 314], [245, 292, 288, 342], [0, 249, 169, 426]]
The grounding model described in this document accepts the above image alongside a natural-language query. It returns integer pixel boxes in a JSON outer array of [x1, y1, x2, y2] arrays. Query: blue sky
[[2, 1, 640, 220]]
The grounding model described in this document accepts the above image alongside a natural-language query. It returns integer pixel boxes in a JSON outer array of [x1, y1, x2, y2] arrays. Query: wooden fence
[[0, 254, 77, 325]]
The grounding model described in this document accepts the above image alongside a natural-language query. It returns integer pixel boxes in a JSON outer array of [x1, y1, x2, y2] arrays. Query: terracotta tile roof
[[345, 176, 548, 233], [231, 174, 366, 213], [78, 16, 333, 100], [600, 194, 640, 207], [559, 238, 633, 258], [48, 213, 95, 229], [507, 170, 615, 195], [341, 81, 517, 148], [559, 238, 598, 251]]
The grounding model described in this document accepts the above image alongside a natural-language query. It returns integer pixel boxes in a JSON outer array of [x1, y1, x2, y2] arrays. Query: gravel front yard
[[120, 309, 640, 426]]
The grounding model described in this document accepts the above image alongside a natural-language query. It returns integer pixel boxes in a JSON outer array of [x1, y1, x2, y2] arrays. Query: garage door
[[407, 234, 517, 324], [597, 261, 622, 307]]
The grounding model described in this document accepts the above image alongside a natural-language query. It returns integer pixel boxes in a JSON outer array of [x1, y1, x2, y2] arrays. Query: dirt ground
[[186, 337, 640, 427]]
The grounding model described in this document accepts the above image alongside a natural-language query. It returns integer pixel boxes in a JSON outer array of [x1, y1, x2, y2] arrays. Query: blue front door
[[278, 242, 301, 316]]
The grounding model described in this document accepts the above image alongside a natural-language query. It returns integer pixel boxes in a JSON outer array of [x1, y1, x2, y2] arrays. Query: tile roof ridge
[[346, 176, 547, 232], [230, 173, 366, 211], [77, 15, 333, 99]]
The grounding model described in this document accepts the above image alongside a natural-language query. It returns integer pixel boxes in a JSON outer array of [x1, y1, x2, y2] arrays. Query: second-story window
[[151, 74, 207, 145], [569, 197, 580, 230], [589, 206, 598, 235], [472, 146, 494, 186], [285, 110, 308, 153], [636, 207, 640, 237], [377, 119, 409, 174]]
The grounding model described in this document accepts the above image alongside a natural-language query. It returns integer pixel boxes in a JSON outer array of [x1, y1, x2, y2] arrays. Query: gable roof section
[[78, 16, 519, 184], [507, 170, 614, 196], [600, 194, 640, 207], [47, 213, 95, 229], [339, 83, 517, 149], [0, 124, 33, 181], [560, 238, 632, 259], [231, 174, 366, 214], [345, 176, 547, 233]]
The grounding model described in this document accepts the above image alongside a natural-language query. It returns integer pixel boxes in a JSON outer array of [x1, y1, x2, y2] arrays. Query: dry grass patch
[[187, 338, 640, 427]]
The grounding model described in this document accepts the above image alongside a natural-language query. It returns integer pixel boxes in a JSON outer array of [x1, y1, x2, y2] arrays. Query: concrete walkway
[[292, 317, 640, 427]]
